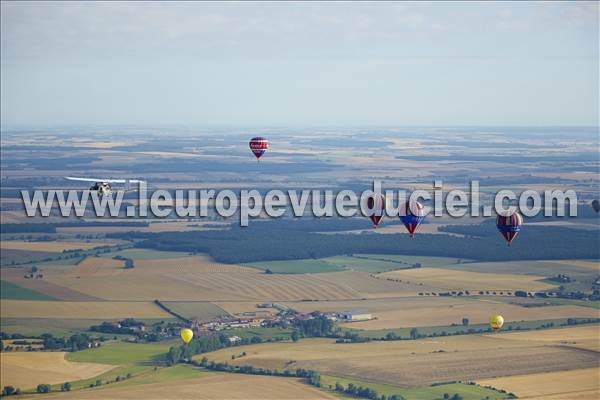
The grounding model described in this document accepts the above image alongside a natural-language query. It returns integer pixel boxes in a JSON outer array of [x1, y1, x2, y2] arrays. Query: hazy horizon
[[1, 1, 598, 127]]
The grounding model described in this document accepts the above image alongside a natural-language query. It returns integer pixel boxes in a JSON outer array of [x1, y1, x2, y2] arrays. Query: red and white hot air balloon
[[249, 137, 269, 160]]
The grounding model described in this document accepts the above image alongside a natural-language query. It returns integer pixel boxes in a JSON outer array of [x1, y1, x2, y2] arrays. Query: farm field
[[485, 324, 600, 351], [319, 255, 415, 273], [344, 300, 599, 330], [40, 255, 361, 301], [340, 318, 599, 340], [351, 254, 465, 268], [160, 301, 229, 320], [98, 249, 191, 260], [320, 374, 509, 400], [212, 301, 278, 316], [0, 280, 58, 300], [0, 249, 60, 266], [0, 317, 136, 336], [0, 352, 115, 390], [245, 259, 345, 274], [56, 220, 221, 235], [16, 373, 337, 400], [67, 342, 173, 365], [0, 240, 112, 252], [438, 259, 597, 277], [0, 272, 102, 301], [477, 368, 599, 400], [380, 267, 555, 292], [313, 270, 425, 298], [544, 259, 599, 271], [201, 327, 600, 388], [284, 296, 599, 329], [0, 300, 171, 319]]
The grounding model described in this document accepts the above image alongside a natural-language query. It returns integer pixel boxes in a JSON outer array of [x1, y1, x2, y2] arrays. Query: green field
[[114, 364, 212, 387], [68, 341, 173, 365], [245, 259, 345, 274], [0, 249, 60, 266], [99, 248, 191, 260], [0, 318, 107, 337], [439, 260, 593, 276], [353, 254, 466, 268], [41, 342, 179, 393], [321, 375, 510, 400], [243, 253, 463, 274], [229, 327, 294, 341], [341, 318, 600, 339], [544, 298, 600, 309], [0, 280, 58, 301], [0, 317, 176, 337], [161, 301, 229, 320]]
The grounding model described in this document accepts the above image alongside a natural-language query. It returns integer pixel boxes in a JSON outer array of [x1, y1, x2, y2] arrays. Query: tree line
[[109, 222, 599, 264]]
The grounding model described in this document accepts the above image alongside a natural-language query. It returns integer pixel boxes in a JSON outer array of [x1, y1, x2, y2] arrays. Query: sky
[[1, 1, 598, 127]]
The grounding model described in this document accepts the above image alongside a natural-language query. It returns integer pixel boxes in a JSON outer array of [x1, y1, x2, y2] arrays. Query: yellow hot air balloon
[[180, 328, 193, 344], [490, 314, 504, 331]]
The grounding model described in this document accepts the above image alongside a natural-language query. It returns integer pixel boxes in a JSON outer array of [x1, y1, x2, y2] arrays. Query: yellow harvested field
[[64, 256, 125, 277], [213, 302, 276, 316], [314, 271, 426, 298], [0, 240, 111, 252], [545, 259, 600, 271], [18, 374, 336, 399], [1, 300, 170, 319], [486, 325, 600, 352], [1, 352, 114, 390], [477, 368, 600, 399], [202, 327, 600, 388], [284, 297, 599, 329], [380, 267, 554, 292], [57, 221, 216, 234], [45, 255, 360, 301]]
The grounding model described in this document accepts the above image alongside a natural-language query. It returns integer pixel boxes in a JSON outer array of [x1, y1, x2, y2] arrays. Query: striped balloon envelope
[[496, 211, 523, 246], [365, 193, 386, 228], [249, 137, 269, 160], [399, 200, 425, 237]]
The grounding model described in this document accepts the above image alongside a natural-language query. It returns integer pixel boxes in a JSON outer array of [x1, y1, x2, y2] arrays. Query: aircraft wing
[[64, 177, 132, 183]]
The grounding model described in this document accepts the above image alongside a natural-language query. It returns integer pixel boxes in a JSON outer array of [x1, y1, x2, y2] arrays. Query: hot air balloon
[[592, 199, 600, 213], [249, 137, 269, 160], [365, 193, 386, 228], [399, 200, 425, 237], [180, 328, 193, 344], [490, 314, 504, 331], [496, 211, 523, 246]]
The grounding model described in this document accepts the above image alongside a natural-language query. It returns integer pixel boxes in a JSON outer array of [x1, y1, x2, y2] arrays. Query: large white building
[[339, 311, 372, 321]]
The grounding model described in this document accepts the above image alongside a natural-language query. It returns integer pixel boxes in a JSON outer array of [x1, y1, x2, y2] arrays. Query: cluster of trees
[[1, 332, 97, 352], [293, 316, 334, 338], [2, 386, 20, 396], [113, 255, 135, 268], [41, 333, 94, 351], [109, 221, 599, 265], [1, 224, 56, 234], [36, 384, 51, 393], [167, 332, 280, 365], [87, 373, 132, 389], [90, 322, 136, 335], [168, 335, 228, 365]]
